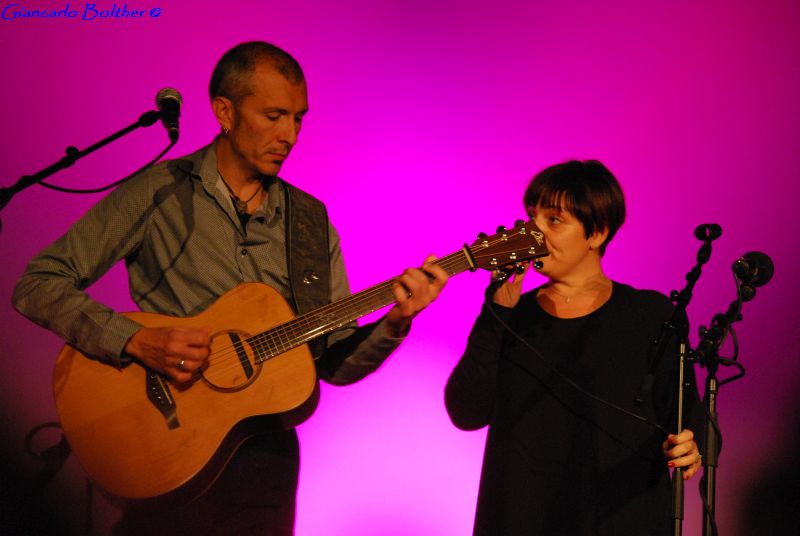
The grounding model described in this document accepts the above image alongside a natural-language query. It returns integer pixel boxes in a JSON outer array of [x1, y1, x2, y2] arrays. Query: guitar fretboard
[[247, 250, 472, 363]]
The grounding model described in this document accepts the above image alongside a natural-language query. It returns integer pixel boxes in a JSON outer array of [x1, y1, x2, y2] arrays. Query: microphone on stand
[[156, 88, 182, 143], [694, 250, 773, 536], [695, 251, 774, 363], [732, 251, 774, 288]]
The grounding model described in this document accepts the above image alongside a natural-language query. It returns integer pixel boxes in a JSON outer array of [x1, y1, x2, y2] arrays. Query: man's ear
[[212, 96, 235, 132]]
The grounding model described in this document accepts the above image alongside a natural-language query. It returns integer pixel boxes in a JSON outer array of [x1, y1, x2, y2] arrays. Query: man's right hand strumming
[[124, 326, 211, 383]]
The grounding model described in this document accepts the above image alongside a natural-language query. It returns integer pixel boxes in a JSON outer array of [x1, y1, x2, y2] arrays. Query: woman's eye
[[266, 113, 281, 121]]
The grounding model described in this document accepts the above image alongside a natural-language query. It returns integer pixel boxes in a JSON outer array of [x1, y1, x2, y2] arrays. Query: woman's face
[[528, 204, 607, 281]]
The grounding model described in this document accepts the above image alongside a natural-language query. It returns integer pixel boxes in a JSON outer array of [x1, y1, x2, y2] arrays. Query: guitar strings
[[241, 232, 535, 362], [197, 251, 469, 380], [196, 231, 540, 382], [197, 233, 536, 381], [198, 243, 531, 382]]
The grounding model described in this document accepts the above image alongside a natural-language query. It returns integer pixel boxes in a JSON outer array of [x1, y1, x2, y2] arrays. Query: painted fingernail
[[668, 461, 675, 468]]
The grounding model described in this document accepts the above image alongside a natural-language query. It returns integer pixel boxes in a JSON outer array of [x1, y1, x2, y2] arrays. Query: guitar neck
[[250, 249, 473, 363]]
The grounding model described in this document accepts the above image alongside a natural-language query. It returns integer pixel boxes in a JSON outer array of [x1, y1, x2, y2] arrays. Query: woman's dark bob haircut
[[523, 160, 625, 255]]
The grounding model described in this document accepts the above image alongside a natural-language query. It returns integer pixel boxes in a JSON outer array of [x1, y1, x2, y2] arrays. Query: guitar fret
[[250, 335, 263, 361], [278, 324, 293, 354]]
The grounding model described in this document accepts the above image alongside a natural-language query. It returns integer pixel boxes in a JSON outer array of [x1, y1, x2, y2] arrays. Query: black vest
[[281, 180, 332, 359]]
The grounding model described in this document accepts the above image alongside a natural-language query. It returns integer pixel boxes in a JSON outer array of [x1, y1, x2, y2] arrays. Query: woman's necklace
[[545, 285, 578, 303], [219, 172, 262, 215], [542, 278, 611, 304]]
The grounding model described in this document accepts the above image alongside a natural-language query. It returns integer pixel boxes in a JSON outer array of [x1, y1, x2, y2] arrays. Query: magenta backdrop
[[2, 1, 799, 534]]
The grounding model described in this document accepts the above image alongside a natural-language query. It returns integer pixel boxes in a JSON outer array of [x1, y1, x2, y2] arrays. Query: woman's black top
[[445, 282, 705, 535]]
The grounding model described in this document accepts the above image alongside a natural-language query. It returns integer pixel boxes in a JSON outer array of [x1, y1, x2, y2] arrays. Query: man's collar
[[176, 137, 285, 218]]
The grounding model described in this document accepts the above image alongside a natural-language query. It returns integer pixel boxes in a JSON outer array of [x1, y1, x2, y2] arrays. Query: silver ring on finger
[[178, 359, 186, 371]]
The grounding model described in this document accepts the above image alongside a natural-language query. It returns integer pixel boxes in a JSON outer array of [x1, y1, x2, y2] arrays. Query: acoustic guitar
[[53, 219, 548, 502]]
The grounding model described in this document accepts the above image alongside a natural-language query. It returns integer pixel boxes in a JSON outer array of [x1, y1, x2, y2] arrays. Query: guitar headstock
[[466, 219, 549, 272]]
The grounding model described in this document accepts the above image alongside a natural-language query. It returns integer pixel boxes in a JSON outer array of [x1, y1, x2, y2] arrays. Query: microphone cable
[[36, 140, 176, 194], [482, 287, 670, 435]]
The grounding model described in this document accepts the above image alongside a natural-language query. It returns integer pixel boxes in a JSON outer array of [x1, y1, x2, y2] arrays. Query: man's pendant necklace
[[231, 187, 261, 214], [219, 172, 262, 215]]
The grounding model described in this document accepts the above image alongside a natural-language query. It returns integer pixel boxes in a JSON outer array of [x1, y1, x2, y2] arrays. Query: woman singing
[[445, 160, 704, 535]]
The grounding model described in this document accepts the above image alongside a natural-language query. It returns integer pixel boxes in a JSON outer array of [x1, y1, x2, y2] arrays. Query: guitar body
[[53, 283, 316, 501]]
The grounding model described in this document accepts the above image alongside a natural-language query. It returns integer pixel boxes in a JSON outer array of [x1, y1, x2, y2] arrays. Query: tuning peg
[[477, 232, 487, 239], [514, 263, 526, 275], [515, 219, 525, 227], [496, 225, 506, 233], [533, 260, 544, 270], [491, 267, 510, 283]]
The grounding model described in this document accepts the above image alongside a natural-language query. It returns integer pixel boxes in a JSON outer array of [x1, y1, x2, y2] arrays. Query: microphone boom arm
[[0, 110, 163, 230]]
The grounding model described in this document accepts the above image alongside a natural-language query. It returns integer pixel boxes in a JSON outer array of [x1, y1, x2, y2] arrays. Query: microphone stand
[[635, 224, 720, 536], [694, 280, 758, 536], [0, 110, 162, 232]]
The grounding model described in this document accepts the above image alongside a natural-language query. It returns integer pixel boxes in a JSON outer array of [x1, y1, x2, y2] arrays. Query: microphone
[[732, 251, 774, 287], [694, 223, 722, 241], [694, 251, 774, 364], [156, 88, 182, 143]]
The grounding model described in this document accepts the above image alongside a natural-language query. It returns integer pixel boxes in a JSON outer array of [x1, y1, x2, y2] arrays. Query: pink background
[[1, 1, 798, 533]]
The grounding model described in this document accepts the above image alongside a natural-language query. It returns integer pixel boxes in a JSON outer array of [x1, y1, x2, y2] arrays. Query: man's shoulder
[[155, 143, 212, 183], [120, 142, 213, 192]]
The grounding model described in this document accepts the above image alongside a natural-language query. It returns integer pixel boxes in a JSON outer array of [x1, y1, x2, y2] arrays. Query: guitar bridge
[[146, 372, 180, 430]]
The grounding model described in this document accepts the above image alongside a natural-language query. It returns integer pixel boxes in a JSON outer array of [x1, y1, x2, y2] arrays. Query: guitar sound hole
[[201, 330, 262, 392]]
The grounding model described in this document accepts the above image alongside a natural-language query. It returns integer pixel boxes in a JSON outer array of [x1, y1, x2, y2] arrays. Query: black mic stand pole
[[635, 223, 721, 536], [666, 240, 707, 536], [699, 335, 721, 536], [0, 110, 162, 232], [695, 280, 759, 536]]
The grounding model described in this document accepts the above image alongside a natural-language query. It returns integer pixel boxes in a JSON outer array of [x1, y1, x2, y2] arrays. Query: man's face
[[226, 63, 308, 177]]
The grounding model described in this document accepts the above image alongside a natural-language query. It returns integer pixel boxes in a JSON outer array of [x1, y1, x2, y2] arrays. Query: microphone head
[[155, 88, 182, 142], [694, 223, 722, 241], [733, 251, 774, 287], [156, 87, 182, 109]]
